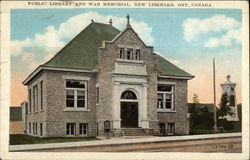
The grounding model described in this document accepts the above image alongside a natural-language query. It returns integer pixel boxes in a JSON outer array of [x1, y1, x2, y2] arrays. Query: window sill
[[115, 59, 144, 64], [64, 108, 90, 112], [157, 109, 176, 113], [66, 135, 76, 137]]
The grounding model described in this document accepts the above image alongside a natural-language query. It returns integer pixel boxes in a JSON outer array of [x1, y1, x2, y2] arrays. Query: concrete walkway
[[9, 132, 241, 152]]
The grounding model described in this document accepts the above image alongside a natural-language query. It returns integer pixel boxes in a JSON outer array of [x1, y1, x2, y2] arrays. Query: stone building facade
[[22, 17, 194, 137]]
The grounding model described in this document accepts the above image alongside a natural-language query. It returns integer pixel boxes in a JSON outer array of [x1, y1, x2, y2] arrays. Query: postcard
[[0, 1, 249, 160]]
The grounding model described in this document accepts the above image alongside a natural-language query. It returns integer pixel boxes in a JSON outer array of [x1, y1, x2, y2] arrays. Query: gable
[[111, 27, 147, 47]]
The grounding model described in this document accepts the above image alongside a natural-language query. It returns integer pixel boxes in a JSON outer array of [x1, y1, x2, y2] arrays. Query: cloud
[[56, 11, 154, 44], [183, 15, 241, 48], [11, 12, 154, 72], [21, 52, 35, 61], [204, 28, 241, 48]]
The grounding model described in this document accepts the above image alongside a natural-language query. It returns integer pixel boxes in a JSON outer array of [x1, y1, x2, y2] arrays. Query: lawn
[[10, 134, 100, 145]]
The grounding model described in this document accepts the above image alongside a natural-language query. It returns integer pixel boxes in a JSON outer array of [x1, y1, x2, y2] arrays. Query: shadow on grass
[[10, 134, 100, 145]]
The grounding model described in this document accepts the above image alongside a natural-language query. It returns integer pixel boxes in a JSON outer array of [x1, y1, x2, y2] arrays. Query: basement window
[[167, 123, 175, 135], [66, 123, 76, 136], [79, 123, 88, 135], [158, 123, 165, 135]]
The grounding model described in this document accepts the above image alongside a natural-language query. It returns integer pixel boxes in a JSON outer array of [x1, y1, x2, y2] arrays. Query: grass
[[189, 129, 241, 135], [10, 134, 100, 145]]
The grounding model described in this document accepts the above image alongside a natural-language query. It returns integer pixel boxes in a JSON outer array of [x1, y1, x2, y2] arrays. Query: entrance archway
[[120, 90, 138, 128]]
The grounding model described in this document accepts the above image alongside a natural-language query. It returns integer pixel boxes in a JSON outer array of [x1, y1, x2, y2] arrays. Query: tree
[[237, 103, 242, 121], [217, 93, 234, 130], [217, 93, 233, 118], [189, 105, 214, 131]]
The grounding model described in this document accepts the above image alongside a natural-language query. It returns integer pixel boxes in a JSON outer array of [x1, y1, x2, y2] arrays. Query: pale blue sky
[[11, 8, 242, 105]]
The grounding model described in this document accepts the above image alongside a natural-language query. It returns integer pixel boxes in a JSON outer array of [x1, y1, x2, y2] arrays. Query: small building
[[22, 16, 194, 137], [9, 107, 22, 134], [220, 75, 239, 121]]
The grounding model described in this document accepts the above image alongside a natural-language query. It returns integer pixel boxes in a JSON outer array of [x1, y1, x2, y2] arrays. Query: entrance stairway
[[121, 128, 147, 136]]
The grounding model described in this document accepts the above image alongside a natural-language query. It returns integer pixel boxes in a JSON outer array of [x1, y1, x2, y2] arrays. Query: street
[[35, 137, 241, 153]]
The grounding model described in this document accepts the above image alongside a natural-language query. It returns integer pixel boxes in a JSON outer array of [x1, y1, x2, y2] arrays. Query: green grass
[[189, 129, 241, 135], [10, 134, 100, 145]]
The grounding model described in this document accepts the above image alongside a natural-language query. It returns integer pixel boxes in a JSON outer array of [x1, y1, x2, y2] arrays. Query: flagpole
[[213, 58, 218, 132]]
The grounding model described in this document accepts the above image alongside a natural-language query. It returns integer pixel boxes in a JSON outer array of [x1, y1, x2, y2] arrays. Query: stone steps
[[122, 128, 147, 136]]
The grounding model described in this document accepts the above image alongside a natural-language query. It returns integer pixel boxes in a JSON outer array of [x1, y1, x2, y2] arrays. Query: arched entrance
[[120, 90, 138, 128]]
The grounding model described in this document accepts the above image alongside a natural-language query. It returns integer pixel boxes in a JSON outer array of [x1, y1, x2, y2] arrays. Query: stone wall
[[157, 78, 189, 135], [45, 70, 97, 137], [97, 27, 158, 135], [25, 72, 47, 137]]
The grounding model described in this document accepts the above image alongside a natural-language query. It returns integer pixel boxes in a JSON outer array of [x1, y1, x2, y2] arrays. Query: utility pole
[[213, 58, 218, 132]]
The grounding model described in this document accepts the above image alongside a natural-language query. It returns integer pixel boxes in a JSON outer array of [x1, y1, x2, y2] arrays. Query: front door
[[120, 102, 138, 128]]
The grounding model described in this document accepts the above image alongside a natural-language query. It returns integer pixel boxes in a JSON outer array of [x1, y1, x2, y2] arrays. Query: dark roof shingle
[[44, 22, 120, 69], [43, 22, 193, 78], [156, 54, 194, 78]]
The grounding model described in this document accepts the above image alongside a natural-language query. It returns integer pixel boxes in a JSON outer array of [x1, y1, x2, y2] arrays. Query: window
[[66, 123, 76, 136], [28, 89, 31, 113], [127, 49, 133, 60], [96, 123, 98, 136], [33, 85, 38, 111], [157, 85, 174, 111], [167, 123, 175, 135], [79, 123, 88, 135], [157, 94, 164, 109], [96, 87, 99, 104], [66, 80, 87, 108], [40, 81, 43, 110], [29, 122, 31, 134], [159, 123, 165, 135], [33, 123, 35, 134], [40, 123, 43, 136], [135, 49, 140, 60], [25, 103, 28, 115], [119, 48, 124, 59], [121, 90, 137, 99]]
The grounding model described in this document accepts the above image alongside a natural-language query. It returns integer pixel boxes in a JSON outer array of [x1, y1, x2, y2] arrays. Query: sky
[[10, 8, 242, 106]]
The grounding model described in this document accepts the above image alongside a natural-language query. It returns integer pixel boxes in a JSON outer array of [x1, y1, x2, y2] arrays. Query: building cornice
[[158, 74, 195, 80], [22, 66, 97, 85]]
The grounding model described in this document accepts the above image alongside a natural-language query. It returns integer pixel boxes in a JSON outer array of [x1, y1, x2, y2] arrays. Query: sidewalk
[[9, 132, 241, 152]]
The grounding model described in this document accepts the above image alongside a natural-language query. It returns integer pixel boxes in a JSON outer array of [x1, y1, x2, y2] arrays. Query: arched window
[[121, 90, 137, 99]]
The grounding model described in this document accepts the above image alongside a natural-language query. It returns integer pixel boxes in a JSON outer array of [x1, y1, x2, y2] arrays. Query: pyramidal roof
[[44, 22, 120, 69], [42, 21, 193, 78], [156, 54, 193, 78]]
